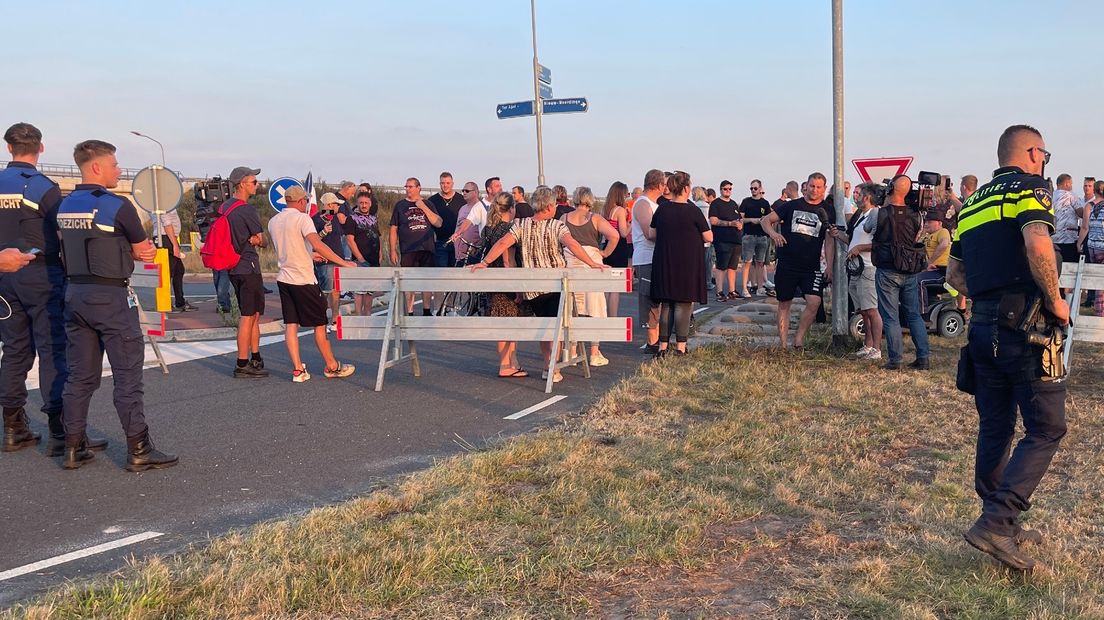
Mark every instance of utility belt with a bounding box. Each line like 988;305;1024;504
67;275;128;287
959;291;1065;393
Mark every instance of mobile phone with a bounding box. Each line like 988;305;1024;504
26;248;42;255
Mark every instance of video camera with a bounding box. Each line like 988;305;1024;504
193;176;232;204
882;171;951;211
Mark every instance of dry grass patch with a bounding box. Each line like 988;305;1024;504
7;331;1104;618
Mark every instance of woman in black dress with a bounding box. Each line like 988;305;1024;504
479;192;526;377
649;171;712;356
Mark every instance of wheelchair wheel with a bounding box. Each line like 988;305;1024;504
938;309;966;338
848;313;866;339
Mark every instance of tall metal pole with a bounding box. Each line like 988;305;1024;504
530;0;546;186
830;0;848;345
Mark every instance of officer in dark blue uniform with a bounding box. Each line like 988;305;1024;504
948;124;1068;572
56;139;177;471
1;123;107;457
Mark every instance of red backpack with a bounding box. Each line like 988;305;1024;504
200;199;245;271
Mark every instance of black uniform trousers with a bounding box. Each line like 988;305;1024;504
61;282;148;442
968;303;1066;537
0;263;68;415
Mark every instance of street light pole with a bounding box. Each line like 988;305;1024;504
830;0;849;347
530;0;546;187
130;130;166;167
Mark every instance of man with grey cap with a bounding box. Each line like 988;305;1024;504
223;166;269;378
314;191;347;326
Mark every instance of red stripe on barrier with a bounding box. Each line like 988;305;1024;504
336;314;343;340
333;267;341;293
625;317;632;342
143;262;163;288
147;329;165;337
625;267;633;292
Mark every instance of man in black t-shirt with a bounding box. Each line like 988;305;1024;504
708;180;743;301
739;179;772;296
761;173;834;349
225;166;270;378
313;193;348;325
512;185;534;219
389;177;442;315
428;171;465;268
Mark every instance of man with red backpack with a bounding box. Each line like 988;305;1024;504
221;166;269;378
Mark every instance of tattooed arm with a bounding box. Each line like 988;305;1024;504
946;257;968;297
1022;222;1069;325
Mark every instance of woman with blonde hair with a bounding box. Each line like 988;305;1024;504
602;181;632;316
561;186;619;366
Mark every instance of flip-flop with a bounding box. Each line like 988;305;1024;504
498;368;529;378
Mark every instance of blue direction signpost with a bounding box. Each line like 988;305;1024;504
495;98;589;119
538;63;551;85
496;100;535;120
539;83;553;100
543;97;588;114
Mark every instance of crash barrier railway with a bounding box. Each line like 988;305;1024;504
334;267;633;393
130;260;169;374
1061;257;1104;368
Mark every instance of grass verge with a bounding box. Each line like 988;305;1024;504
7;332;1104;618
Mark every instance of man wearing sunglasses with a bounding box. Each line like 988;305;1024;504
739;179;771;296
948;124;1067;573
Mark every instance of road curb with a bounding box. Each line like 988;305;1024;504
159;321;286;343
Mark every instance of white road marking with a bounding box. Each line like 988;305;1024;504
0;531;163;582
16;334;290;391
693;306;709;315
504;395;567;420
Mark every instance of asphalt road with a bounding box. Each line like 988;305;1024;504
0;292;659;606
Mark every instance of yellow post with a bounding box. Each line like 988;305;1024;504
153;248;171;312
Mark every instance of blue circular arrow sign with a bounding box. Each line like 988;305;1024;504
268;177;305;211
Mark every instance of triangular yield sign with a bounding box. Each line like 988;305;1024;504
852;157;914;184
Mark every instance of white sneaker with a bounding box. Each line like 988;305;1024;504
590;353;610;367
292;366;311;383
324;363;355;378
854;346;874;358
862;349;882;360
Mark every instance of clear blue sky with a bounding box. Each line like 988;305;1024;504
9;0;1099;196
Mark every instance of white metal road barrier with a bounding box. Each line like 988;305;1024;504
335;267;633;393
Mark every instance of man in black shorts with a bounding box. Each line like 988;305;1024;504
224;166;270;378
708;180;743;300
268;187;356;382
761;172;834;349
389;177;442;314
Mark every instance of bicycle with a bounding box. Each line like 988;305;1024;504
436;237;483;317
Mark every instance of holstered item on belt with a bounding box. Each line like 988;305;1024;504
1001;291;1066;381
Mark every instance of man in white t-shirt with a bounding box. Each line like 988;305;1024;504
632;169;665;353
448;181;487;261
267;186;357;383
832;182;882;359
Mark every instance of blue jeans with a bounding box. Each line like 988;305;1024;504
434;239;456;268
703;245;715;289
875;269;930;363
212;269;232;311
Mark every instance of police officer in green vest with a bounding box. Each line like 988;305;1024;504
948;124;1068;571
56;140;177;471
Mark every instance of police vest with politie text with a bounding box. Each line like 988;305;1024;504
56;188;136;283
950;167;1053;300
0;163;62;259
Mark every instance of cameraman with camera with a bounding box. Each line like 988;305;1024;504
948;124;1068;572
864;175;931;370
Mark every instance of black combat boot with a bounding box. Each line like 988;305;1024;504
125;433;178;472
63;436;95;469
45;411;108;457
3;407;41;452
